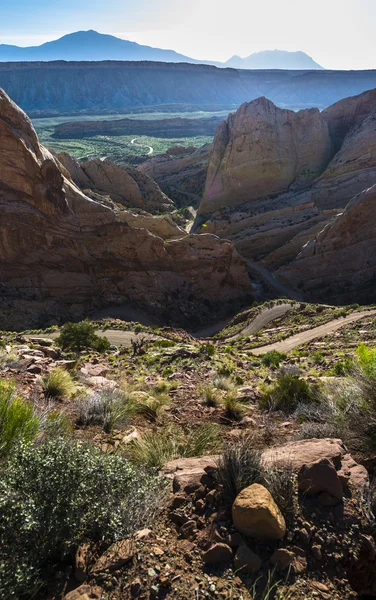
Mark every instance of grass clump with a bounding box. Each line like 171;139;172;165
216;437;261;506
262;466;297;525
261;350;286;368
56;321;110;353
76;389;129;433
201;385;220;407
0;380;39;459
260;374;314;414
42;367;76;400
0;438;165;598
128;423;220;469
223;390;245;421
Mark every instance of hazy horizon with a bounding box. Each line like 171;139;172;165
0;0;375;70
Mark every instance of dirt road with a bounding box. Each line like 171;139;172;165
250;310;376;355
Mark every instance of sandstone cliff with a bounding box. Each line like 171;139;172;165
276;185;376;304
57;153;172;213
199;98;332;214
195;90;376;296
0;90;252;330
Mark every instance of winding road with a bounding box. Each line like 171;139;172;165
131;137;154;156
27;307;376;354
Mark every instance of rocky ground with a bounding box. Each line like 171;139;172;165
1;300;376;600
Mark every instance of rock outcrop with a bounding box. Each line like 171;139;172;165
57;153;172;213
199;97;332;214
276;184;376;304
0;90;252;330
194;89;376;303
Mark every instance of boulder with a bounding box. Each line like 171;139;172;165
203;543;233;565
261;438;368;494
161;455;219;494
90;539;134;575
298;458;343;500
232;483;286;541
64;585;102;600
234;544;262;574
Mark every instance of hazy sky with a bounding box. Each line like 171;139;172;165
0;0;375;69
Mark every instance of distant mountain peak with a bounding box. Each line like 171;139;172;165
225;49;324;70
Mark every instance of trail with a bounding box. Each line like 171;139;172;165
131;137;154;156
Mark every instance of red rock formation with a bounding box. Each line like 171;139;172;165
0;90;252;330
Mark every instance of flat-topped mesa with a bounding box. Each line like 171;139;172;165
199;97;332;214
276;184;376;304
0;89;252;330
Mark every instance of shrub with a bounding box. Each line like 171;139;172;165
76;389;129;433
216;437;261;506
201;385;220;407
213;375;233;391
128;423;220;469
260;374;314;413
223;390;245;421
0;439;165;598
56;321;110;353
42;367;76;400
0;380;39;459
38;408;72;439
261;350;286;368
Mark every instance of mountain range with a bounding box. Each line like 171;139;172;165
0;30;323;70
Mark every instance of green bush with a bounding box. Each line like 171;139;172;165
261;350;286;368
0;439;165;598
0;380;39;459
260;374;314;413
56;321;110;353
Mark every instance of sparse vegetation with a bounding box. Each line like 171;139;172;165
261;350;286;368
76;389;130;433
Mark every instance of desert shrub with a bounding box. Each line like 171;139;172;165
0;380;39;459
128;390;170;423
331;357;353;376
76;389;129;433
213;375;233;391
128;423;220;469
261;350;286;368
201;343;216;357
262;466;297;525
39;409;72;439
56;321;110;353
42;367;76;400
260;374;314;413
216;437;261;506
0;439;165;598
294;421;342;440
201;385;220;407
223;390;245;421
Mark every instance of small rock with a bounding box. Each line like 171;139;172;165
63;585;102;600
90;539;134;574
179;520;197;539
234;545;262;574
130;577;142;597
203;543;233;565
312;544;323;561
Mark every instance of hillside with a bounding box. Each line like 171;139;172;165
225;50;324;70
1;62;376;115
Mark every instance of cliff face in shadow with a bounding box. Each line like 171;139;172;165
1;62;376;115
0;89;252;330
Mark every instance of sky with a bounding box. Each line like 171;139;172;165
0;0;375;69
